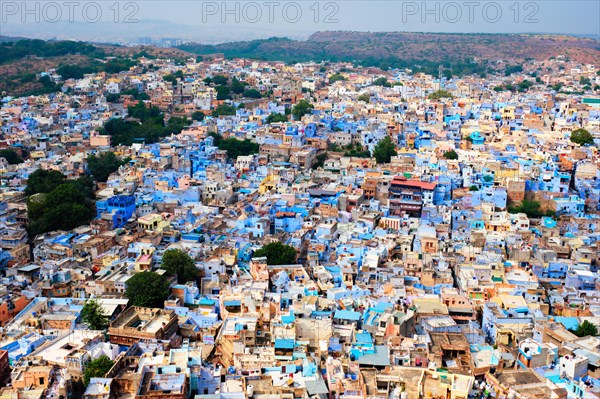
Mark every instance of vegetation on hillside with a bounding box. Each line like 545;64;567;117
0;39;103;64
0;149;24;164
373;136;397;164
570;128;594;146
81;299;109;331
98;101;188;146
209;133;259;159
508;199;555;218
87;152;130;182
83;356;114;386
125;272;170;308
25;170;95;236
253;241;297;265
160;249;198;284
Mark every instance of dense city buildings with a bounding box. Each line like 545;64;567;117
0;51;599;399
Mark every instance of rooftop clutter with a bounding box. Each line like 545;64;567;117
0;54;599;399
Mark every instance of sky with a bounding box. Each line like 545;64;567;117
1;0;599;43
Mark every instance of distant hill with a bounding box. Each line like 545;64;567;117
0;35;29;43
0;39;191;97
179;31;600;75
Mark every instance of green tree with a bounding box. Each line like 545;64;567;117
27;179;96;236
372;77;391;87
243;89;262;98
469;185;479;191
57;64;95;80
84;356;114;386
121;88;149;101
81;299;109;330
344;142;371;158
25;169;66;196
87;152;128;183
0;149;24;164
217;137;259;159
373;136;397;164
580;76;591;86
312;152;328;169
230;77;247;94
428;90;453;100
105;93;120;103
125;272;170;308
164;116;188;135
163;74;178;85
357;93;370;103
212;104;237;117
329;73;346;83
517;80;533;92
266;113;287;123
161;249;197;284
100;101;182;146
215;85;231;100
443;150;458;160
253;242;297;265
192;111;205;121
291;99;313;120
211;75;228;85
508;199;555;218
572;320;598;337
504;64;523;76
570;128;594;146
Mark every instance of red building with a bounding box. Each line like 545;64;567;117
388;177;437;217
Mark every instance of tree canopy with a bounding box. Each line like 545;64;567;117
84;356;114;386
329;73;346;83
230;77;248;94
125;272;170;308
253;241;297;265
27;176;96;236
0;39;101;65
373;136;397;164
572;320;598;337
508;199;555;218
25;169;66;196
81;299;109;330
428;90;453;100
243;89;262;98
26;171;95;236
105;93;120;103
215;85;231;100
210;75;228;85
87;152;129;182
443;150;458;160
343;142;371;158
209;133;259;159
372;77;391;87
212;103;237;117
0;149;24;164
192;111;205;121
570;128;594;146
291;100;313;120
266;113;287;123
99;101;187;146
357;93;370;103
160;249;197;284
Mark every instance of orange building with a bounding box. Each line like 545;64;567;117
0;295;30;325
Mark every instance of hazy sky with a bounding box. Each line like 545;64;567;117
2;0;599;42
